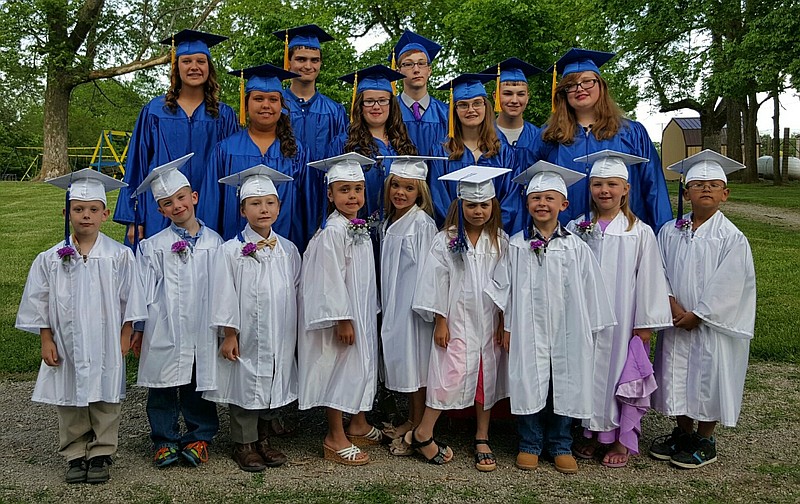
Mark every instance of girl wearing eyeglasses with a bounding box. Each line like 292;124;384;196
532;49;672;233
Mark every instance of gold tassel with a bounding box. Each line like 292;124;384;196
350;71;358;122
171;37;175;74
390;50;397;95
283;30;290;71
494;63;501;113
551;62;557;113
239;70;246;127
447;82;454;139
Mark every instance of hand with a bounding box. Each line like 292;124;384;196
131;331;143;358
41;338;59;367
669;296;686;319
220;333;240;361
494;313;505;346
633;328;653;345
433;316;450;349
673;311;701;331
120;322;133;357
335;320;355;345
126;224;144;244
502;331;510;353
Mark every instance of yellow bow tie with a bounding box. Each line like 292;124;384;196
256;237;278;250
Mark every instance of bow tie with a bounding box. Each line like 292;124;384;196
256;237;277;250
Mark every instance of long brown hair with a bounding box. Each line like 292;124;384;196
442;197;502;253
383;174;434;221
542;72;624;145
244;92;298;158
589;178;637;231
164;57;221;118
344;93;417;158
445;96;501;160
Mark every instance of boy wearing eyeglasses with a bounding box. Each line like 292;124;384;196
390;31;449;156
650;150;756;470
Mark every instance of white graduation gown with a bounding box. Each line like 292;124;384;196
653;211;756;427
16;233;147;407
136;225;223;390
203;225;300;410
380;206;437;393
567;214;672;432
413;229;509;410
297;211;379;414
486;231;616;417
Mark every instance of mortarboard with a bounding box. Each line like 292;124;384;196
272;24;334;70
378;155;448;181
132;153;193;200
160;30;227;74
546;48;615;112
573;149;648;181
388;31;442;94
512;160;585;197
229;64;299;126
480;58;544;113
339;65;405;119
219;164;293;202
308;153;376;228
436;73;495;139
667;149;744;220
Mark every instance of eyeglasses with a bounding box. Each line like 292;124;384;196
362;98;391;107
399;61;429;69
686;182;726;191
455;100;486;111
564;79;599;94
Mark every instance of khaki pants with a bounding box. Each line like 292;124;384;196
228;405;277;444
56;402;121;461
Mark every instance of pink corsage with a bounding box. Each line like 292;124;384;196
241;242;259;262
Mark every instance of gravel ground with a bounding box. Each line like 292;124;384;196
1;362;798;503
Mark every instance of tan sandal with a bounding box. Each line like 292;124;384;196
381;420;413;440
388;436;414;456
346;425;384;446
322;443;369;466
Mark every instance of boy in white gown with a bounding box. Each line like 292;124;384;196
204;165;300;472
130;154;223;468
486;161;615;474
650;150;756;469
16;170;146;484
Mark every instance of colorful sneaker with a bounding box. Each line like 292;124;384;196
670;434;717;469
65;457;87;483
154;445;180;467
182;441;209;467
649;427;691;461
86;455;112;484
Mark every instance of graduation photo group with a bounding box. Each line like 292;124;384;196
15;24;757;485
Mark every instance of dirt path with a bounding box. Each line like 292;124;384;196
1;362;798;503
669;196;800;231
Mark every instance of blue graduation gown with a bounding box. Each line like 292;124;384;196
529;120;672;232
196;129;310;248
428;144;520;233
400;97;449;156
113;96;239;240
497;121;540;168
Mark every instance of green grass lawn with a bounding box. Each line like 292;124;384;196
0;180;799;377
667;179;800;209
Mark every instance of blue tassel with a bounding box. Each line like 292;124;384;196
676;162;684;220
132;197;141;254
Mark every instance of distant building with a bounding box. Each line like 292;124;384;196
661;117;760;180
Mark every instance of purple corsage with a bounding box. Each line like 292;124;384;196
675;218;692;231
57;245;77;266
241;242;260;262
171;240;190;262
530;239;546;265
447;236;468;255
576;220;596;236
348;218;370;244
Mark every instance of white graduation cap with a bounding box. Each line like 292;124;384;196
132;153;193;200
378;155;448;181
46;168;126;205
573;149;648;181
308;152;375;184
219;164;293;202
512;160;585;198
667;149;744;184
438;166;511;203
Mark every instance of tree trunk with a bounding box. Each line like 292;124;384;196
783;127;791;184
40;74;74;180
726;98;743;163
742;90;759;183
772;91;782;185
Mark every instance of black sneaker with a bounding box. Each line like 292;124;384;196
86;455;112;484
65;458;87;484
670;434;717;469
649;427;691;460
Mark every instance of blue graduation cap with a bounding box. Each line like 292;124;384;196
480;58;544;112
160;30;227;59
436;73;495;138
547;48;615;77
339;65;405;119
389;30;442;65
272;24;335;70
229;64;299;126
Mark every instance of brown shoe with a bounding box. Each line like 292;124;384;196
554;454;578;474
256;437;288;467
515;452;539;471
232;443;267;472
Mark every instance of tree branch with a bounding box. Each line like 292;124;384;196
192;0;224;29
67;0;105;52
84;53;169;82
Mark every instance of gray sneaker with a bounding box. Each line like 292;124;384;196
670;434;718;469
65;458;87;483
649;427;691;460
86;455;112;484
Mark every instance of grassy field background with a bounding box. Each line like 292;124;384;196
1;180;799;377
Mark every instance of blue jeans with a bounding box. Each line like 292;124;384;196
517;384;573;457
147;372;219;449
